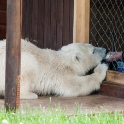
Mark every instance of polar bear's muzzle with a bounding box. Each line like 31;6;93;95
94;47;106;59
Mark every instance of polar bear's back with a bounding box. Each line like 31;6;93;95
0;40;6;95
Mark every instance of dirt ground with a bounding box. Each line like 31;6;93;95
0;95;124;115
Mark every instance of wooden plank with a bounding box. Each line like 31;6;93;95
5;0;21;110
99;81;124;98
105;70;124;85
75;0;90;43
51;0;57;50
44;0;51;48
0;25;6;39
73;0;76;42
0;0;7;10
56;0;63;49
25;0;33;39
22;0;27;38
63;0;70;46
69;0;74;44
37;0;44;48
31;0;38;42
0;11;6;25
22;0;74;49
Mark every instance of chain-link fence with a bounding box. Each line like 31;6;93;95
90;0;124;71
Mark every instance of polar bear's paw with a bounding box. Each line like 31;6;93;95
94;63;108;73
20;92;38;99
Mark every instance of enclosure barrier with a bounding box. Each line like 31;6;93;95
5;0;21;110
90;0;124;71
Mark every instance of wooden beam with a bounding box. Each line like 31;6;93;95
5;0;21;111
99;81;124;98
74;0;90;43
0;11;6;25
105;70;124;85
0;25;6;39
0;0;7;10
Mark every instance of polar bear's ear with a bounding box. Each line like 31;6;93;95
72;53;83;62
61;45;74;52
61;46;68;52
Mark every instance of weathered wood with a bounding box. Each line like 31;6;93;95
63;0;70;45
0;25;6;39
22;0;74;50
105;70;124;85
0;0;7;10
44;0;51;49
51;0;57;50
75;0;90;43
31;0;38;41
56;0;63;49
73;0;76;42
5;0;21;110
0;11;6;25
27;0;33;39
21;0;26;38
99;81;124;98
69;0;74;44
37;0;44;48
0;1;6;40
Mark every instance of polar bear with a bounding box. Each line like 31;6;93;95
0;39;108;99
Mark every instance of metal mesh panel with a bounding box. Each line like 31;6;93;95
90;0;124;71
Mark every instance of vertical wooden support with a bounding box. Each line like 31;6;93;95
5;0;21;110
74;0;90;43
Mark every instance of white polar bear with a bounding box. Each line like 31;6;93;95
0;39;108;99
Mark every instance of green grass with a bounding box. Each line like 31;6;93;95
0;105;124;124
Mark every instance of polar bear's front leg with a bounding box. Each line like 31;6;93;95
79;63;108;95
20;79;38;99
59;63;108;97
20;92;38;99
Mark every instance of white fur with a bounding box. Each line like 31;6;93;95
0;39;108;99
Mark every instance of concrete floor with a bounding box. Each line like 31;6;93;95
0;95;124;115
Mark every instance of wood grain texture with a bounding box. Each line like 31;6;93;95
56;0;63;49
0;25;6;39
22;0;74;50
0;0;7;10
0;11;6;25
0;0;7;40
105;70;124;85
63;0;70;46
69;0;74;44
5;0;21;110
51;0;57;50
31;0;38;40
44;0;51;49
99;81;124;98
37;0;45;48
75;0;90;43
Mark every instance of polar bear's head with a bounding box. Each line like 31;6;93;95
61;43;106;75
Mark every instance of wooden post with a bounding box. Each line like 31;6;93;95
73;0;90;43
5;0;21;110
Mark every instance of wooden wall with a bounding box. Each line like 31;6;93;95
0;0;6;39
22;0;74;50
0;0;74;50
74;0;90;43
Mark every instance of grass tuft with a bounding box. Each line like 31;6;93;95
0;105;124;124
